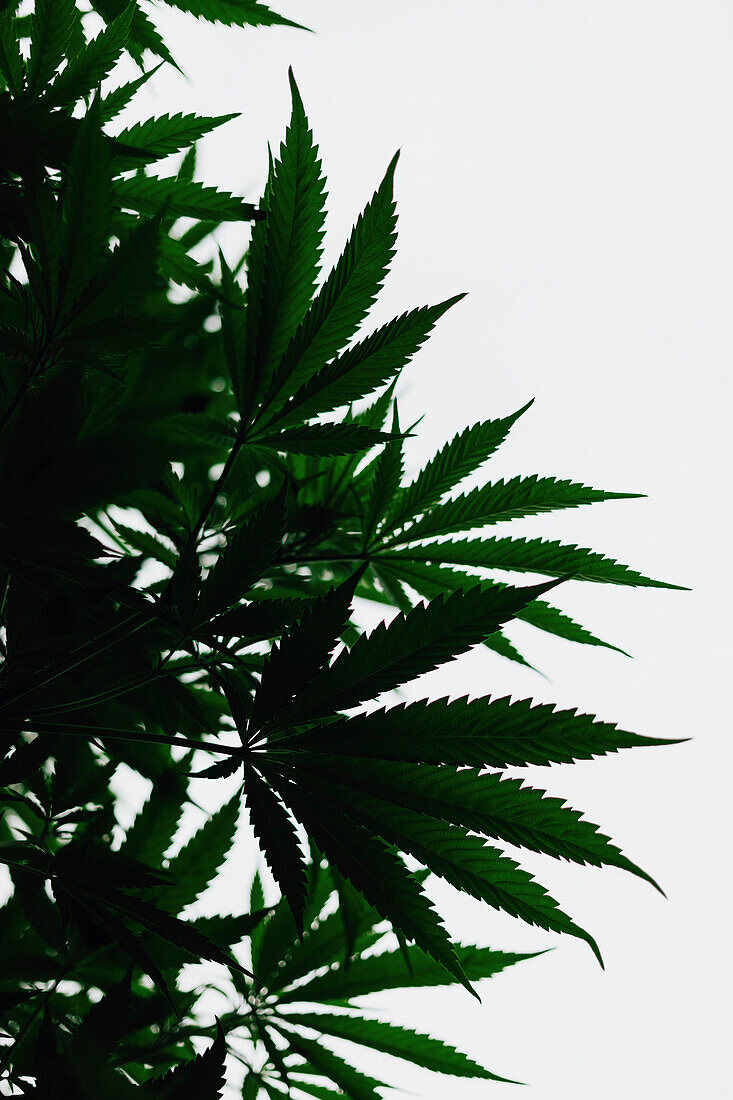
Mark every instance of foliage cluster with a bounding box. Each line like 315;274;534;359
0;1;679;1095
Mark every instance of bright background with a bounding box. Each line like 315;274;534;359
117;2;732;1096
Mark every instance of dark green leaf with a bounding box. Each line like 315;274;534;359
278;942;535;1003
267;579;558;732
244;764;307;935
389;400;532;528
160;792;241;913
280;1011;511;1081
264;153;399;415
385;535;683;588
254;423;394;456
114;175;260;221
198;485;287;618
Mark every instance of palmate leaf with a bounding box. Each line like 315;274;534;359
249;70;327;396
144;1024;226;1097
253;422;395;456
263;153;399;417
198;485;287;619
243;858;538;1092
384;534;683;588
118;768;187;869
44;1;134;108
385;557;628;655
161;0;306;31
265;903;381;995
113;111;238;162
0;9;677;1090
387;475;644;543
362;405;404;544
273;1025;388;1100
293;694;677;769
249;569;362;732
26;0;77;96
290;754;660;891
267;296;464;428
92;0;178;69
209;594;314;640
280;1011;513;1082
265;579;558;733
113;175;261;222
261;766;472;995
252;860;332;983
98;62;164;124
159;791;241;914
244;764;308;935
389;400;533;528
273;769;602;963
277;942;536;1004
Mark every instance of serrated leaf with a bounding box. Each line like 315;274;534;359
389;400;533;528
254;422;394;456
198;485;286;618
260;765;473;994
263;153;399;416
283;775;602;963
209;594;314;640
160;0;306;32
483;628;536;668
0;15;24;96
44;1;134;107
118;770;186;869
113;111;238;162
280;1011;510;1081
266;879;381;993
278;942;535;1003
27;0;77;96
160;792;240;914
98;62;163;124
114;175;260;222
244;764;307;936
253;859;334;985
108;518;178;569
219;251;248;410
388;475;643;543
268;297;463;429
248;69;327;400
386;535;683;588
144;1023;226;1097
266;579;558;733
58;101;113;316
249;569;362;734
291;695;676;768
383;557;627;654
64;214;160;325
362;404;404;543
272;1025;387;1100
295;755;660;889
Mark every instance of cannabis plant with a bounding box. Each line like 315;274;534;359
0;1;681;1095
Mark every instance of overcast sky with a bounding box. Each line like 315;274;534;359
120;2;732;1096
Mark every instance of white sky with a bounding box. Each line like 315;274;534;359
122;2;732;1096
